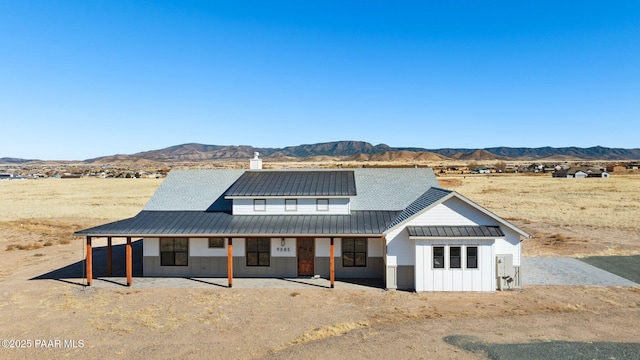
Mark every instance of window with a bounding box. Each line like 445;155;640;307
254;199;266;211
285;199;297;211
317;199;329;211
450;246;461;268
342;238;367;267
208;237;225;248
466;246;478;269
160;238;188;266
246;238;270;266
433;246;445;268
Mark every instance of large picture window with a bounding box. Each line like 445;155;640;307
433;246;445;268
466;246;478;269
342;238;367;267
246;238;270;266
160;238;188;266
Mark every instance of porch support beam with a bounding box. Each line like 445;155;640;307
126;237;132;286
228;238;233;288
330;237;335;289
86;236;93;286
107;237;112;276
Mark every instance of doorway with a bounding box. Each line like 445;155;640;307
297;238;314;276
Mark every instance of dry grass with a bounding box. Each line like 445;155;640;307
0;178;162;222
440;174;640;233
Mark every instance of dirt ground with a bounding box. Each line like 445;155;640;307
0;177;639;359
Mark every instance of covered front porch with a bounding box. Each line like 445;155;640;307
82;236;384;289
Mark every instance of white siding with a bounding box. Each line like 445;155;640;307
190;238;227;257
272;238;296;257
385;226;412;266
232;198;350;215
368;237;383;257
415;240;495;292
231;238;245;257
143;238;159;256
386;195;523;291
495;228;522;266
315;238;342;257
410;198;501;227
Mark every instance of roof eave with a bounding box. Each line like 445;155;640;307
73;232;383;238
408;236;505;241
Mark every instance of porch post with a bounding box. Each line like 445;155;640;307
227;238;233;288
126;237;132;286
86;236;93;286
107;237;112;276
330;237;335;289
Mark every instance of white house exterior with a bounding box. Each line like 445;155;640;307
75;164;530;292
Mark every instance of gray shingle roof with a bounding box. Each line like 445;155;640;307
143;168;440;212
407;225;505;237
224;171;356;197
385;187;452;230
350;168;439;211
73;210;400;237
144;169;245;211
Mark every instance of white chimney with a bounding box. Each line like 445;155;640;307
250;152;262;170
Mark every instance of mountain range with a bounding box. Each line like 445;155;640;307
3;141;640;164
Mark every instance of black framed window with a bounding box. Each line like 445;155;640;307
160;238;188;266
466;246;478;269
342;238;367;267
285;199;297;211
208;237;225;248
254;199;266;211
317;199;329;211
450;246;461;268
433;246;445;268
246;238;270;266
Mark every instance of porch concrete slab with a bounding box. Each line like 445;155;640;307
73;277;385;290
523;257;639;286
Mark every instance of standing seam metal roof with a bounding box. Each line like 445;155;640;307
73;210;401;236
224;171;356;197
407;226;505;237
385;187;452;230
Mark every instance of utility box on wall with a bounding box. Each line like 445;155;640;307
496;254;514;290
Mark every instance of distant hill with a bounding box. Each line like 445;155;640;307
351;150;448;162
449;150;506;161
0;157;39;164
9;141;639;163
82;141;640;163
425;146;640;160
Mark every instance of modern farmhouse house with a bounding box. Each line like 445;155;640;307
75;156;530;292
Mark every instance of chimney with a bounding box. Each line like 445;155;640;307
250;152;262;170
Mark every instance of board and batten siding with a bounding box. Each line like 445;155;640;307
384;196;523;291
232;198;350;215
415;240;495;292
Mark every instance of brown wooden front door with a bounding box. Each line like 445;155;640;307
297;238;314;276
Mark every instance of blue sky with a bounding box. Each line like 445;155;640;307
1;1;639;160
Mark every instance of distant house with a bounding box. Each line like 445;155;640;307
553;167;609;178
75;156;531;292
472;167;491;174
627;162;640;170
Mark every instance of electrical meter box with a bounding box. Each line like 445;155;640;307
496;254;514;290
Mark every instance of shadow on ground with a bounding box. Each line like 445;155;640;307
577;255;640;284
444;335;640;360
30;241;143;286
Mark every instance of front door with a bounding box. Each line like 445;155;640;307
297;238;314;276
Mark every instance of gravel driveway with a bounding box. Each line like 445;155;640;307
523;257;638;286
